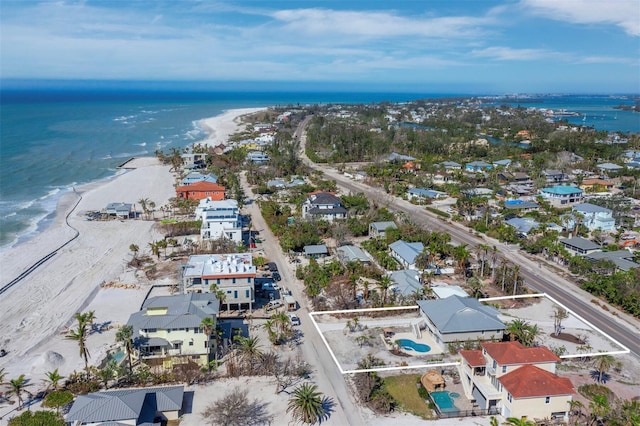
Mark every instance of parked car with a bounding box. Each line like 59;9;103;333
272;271;281;281
266;262;279;272
267;300;282;310
288;313;301;326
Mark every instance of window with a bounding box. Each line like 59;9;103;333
194;327;201;334
502;366;507;373
234;290;238;299
232;278;236;284
189;341;194;346
246;290;250;298
545;396;551;404
507;393;512;403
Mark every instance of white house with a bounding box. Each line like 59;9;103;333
181;253;256;311
389;240;424;269
539;186;584;208
197;199;242;242
570;203;616;231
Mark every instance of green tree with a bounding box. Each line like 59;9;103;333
592;354;617;384
377;275;393;306
8;410;65;426
234;336;263;374
42;390;74;414
66;311;95;380
467;276;484;298
43;368;65;392
552;306;569;336
503;418;535;426
7;374;30;410
129;243;139;259
115;325;134;375
201;317;216;367
286;382;329;425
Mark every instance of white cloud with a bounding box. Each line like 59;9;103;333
271;8;494;39
521;0;640;36
470;46;551;61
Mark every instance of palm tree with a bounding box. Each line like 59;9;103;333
592;354;616;384
504;418;535;426
115;325;134;375
66;311;94;379
505;319;528;342
7;374;30;410
286;382;327;425
476;244;490;277
129;243;139;259
378;275;393;306
552;306;568;336
512;264;520;296
148;241;160;260
209;283;227;310
271;311;292;342
234;336;263;374
137;197;150;219
43;369;64;392
201;317;216;366
452;244;471;275
467;276;484;298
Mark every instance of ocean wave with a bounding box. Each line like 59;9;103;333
113;114;137;122
136;142;147;147
39;188;61;200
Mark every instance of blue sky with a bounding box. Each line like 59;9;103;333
1;0;639;93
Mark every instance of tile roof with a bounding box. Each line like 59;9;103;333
481;341;560;365
499;365;574;398
176;181;225;192
460;349;485;367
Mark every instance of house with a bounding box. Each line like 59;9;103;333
465;161;492;172
505;217;540;236
105;202;134;219
180;171;218;186
197;199;242;242
572;203;616;231
369;221;397;238
181;253;256;311
389;269;422;296
559;237;601;256
498;172;531;185
429;171;455;185
542;170;569;184
492;159;512;168
127;293;219;367
417;296;505;349
440;161;462;170
579;178;615;192
459;341;574;420
246;151;270;164
462;188;494;198
302;192;347;222
503;199;539;212
539;186;583;208
303;244;329;259
407;188;447;202
176;181;225;201
65;386;185;425
336;245;370;264
386;152;416;162
389;240;424;269
585;250;640;271
431;285;468;299
596;162;624;173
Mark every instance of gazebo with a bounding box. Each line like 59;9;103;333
421;370;445;392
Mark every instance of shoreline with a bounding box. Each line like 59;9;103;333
0;107;268;404
196;107;267;147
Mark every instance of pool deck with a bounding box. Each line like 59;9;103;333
430;378;475;413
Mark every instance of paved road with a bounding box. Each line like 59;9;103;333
295;116;640;358
239;171;365;426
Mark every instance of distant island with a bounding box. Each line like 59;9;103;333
614;102;640;113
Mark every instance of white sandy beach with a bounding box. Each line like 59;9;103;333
0;109;264;406
198;107;267;147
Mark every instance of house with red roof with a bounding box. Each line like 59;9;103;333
176;181;225;201
459;341;574;421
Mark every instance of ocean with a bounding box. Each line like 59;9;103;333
1;88;638;250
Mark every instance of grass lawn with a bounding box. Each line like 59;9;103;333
384;374;436;420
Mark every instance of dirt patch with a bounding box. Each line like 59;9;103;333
551;332;585;345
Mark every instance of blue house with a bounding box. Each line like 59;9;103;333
181;171;218;186
569;203;616;231
465;161;492;172
407;188;446;202
389;240;424;269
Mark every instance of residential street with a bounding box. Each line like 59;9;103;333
239;171;365;425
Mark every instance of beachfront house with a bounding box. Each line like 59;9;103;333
197;199;242;243
105;202;134;219
389;240;424;270
180;171;218;186
417;296;505;349
181;253;256;311
65;386;185;425
539;185;583;208
176;181;225;201
126;293;219;368
458;341;574;421
559;237;601;256
301;192;347;222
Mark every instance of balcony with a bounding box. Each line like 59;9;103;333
487;364;496;376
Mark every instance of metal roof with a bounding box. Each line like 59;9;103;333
303;244;328;255
417;295;505;334
336;245;369;263
573;203;612;214
389;240;424;265
559;237;600;251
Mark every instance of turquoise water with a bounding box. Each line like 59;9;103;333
431;391;459;412
108;350;126;364
397;338;431;353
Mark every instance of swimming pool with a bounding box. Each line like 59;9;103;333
396;338;431;353
108;350;126;364
430;391;460;413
